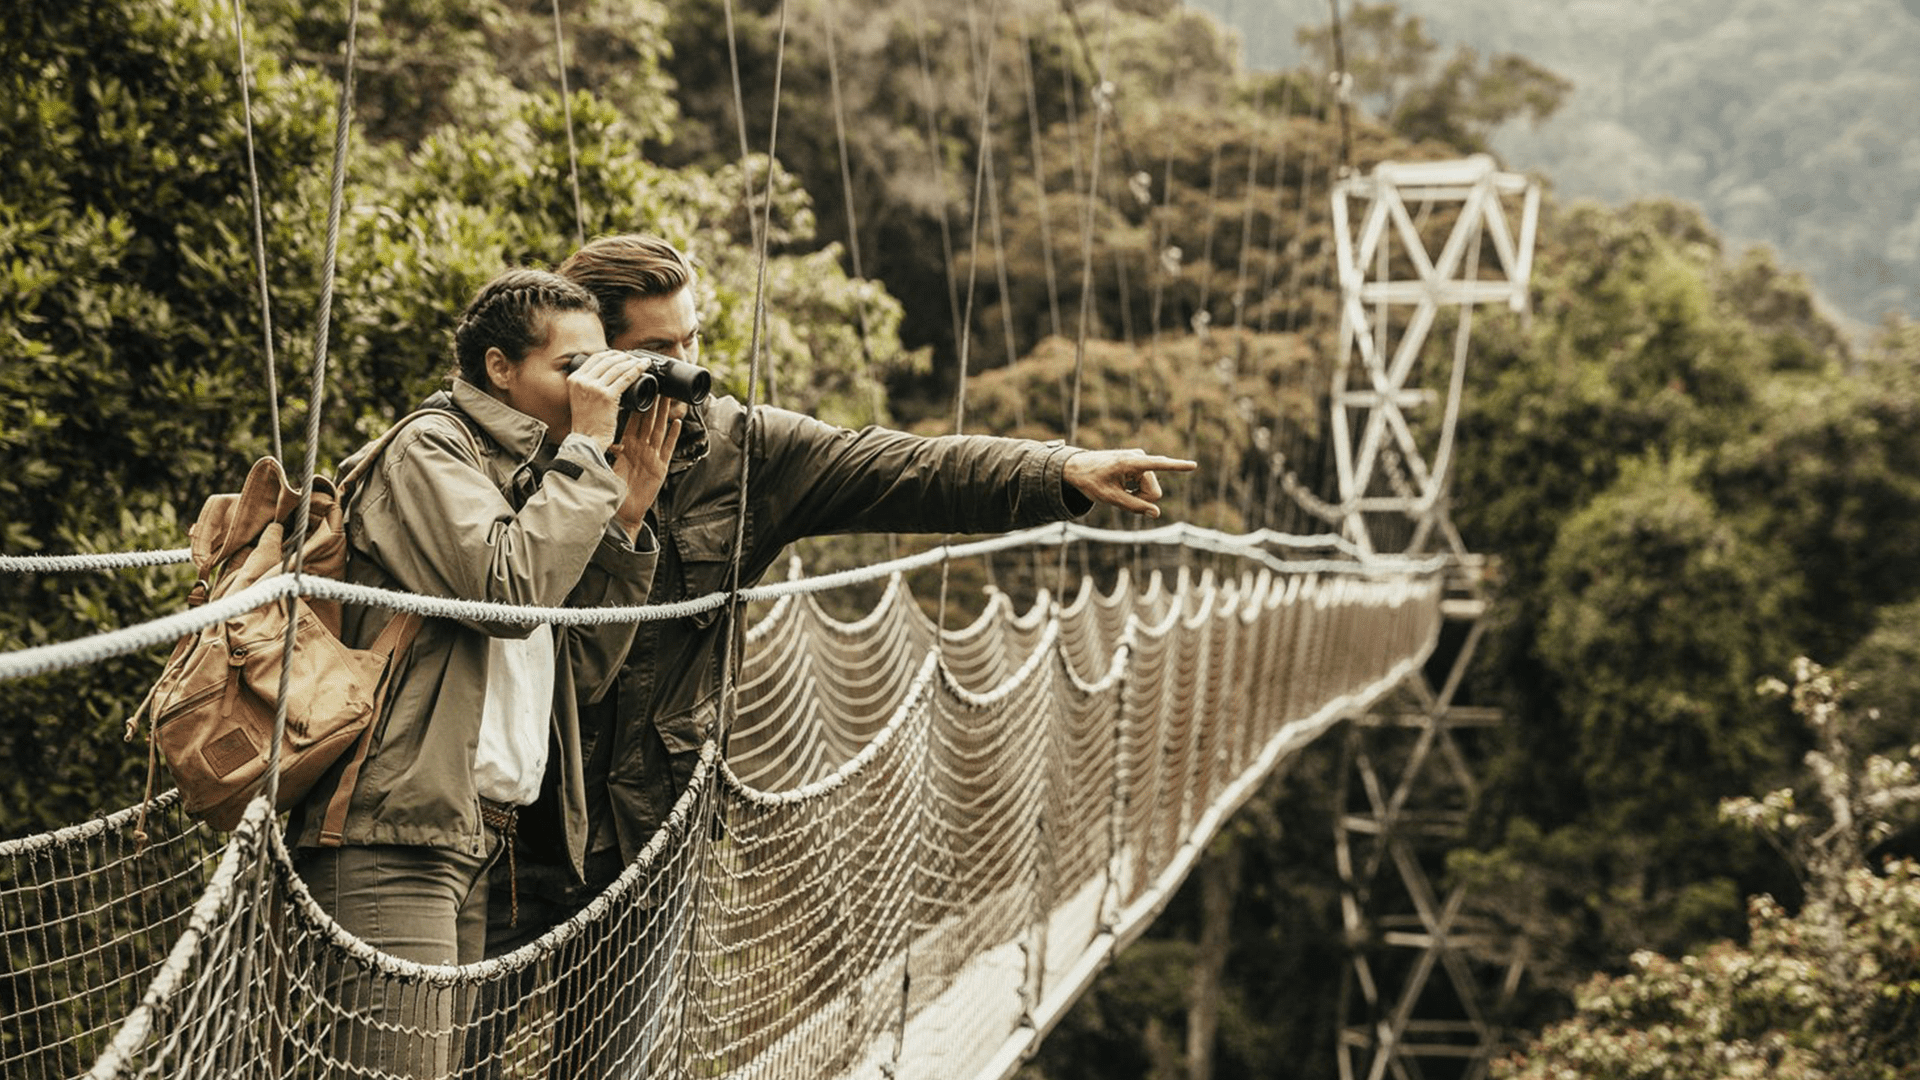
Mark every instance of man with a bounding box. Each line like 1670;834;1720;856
482;234;1193;1073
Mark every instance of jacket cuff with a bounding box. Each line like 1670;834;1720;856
590;524;658;587
1042;445;1094;519
556;433;618;479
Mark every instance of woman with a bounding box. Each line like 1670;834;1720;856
289;268;678;1073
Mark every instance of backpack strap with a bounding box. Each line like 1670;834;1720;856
317;609;424;846
334;407;471;501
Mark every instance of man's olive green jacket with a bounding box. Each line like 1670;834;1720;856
580;395;1090;869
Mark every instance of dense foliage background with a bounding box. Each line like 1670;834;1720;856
4;1;1919;1077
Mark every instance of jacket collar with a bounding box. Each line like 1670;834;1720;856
447;378;548;468
668;400;713;474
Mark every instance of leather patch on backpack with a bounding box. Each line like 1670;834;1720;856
202;727;257;780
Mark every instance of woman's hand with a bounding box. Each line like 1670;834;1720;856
1062;449;1198;519
607;400;686;543
566;349;650;453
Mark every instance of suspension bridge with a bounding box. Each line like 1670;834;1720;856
1;1;1543;1077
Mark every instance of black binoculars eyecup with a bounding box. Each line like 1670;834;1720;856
641;352;712;407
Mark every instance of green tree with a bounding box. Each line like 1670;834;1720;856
0;0;924;837
1445;194;1920;1029
1498;660;1920;1080
246;0;680;151
1;0;339;834
1295;1;1569;153
654;0;1313;418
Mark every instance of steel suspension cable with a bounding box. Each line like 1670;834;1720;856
228;0;283;465
819;0;876;375
1016;15;1064;341
933;0;1006;637
264;0;361;817
550;0;588;248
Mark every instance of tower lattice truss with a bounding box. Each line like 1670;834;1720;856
1329;156;1538;1080
1329;154;1539;558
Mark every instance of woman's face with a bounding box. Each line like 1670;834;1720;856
488;309;607;443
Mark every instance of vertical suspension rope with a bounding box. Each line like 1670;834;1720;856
1227;85;1276;531
934;0;1004;637
896;1;966;1066
1255;77;1296;338
1230;82;1266;341
970;5;1028;385
551;0;588;248
820;0;879;390
908;2;966;361
1016;16;1063;342
1194;122;1226;332
719;0;762;252
265;0;361;815
1051;0;1112;603
986;141;1024;379
228;0;282;466
1327;0;1355;178
696;1;787;1072
951;0;1001;442
1062;7;1110;451
1144;140;1177;358
221;1;330;1064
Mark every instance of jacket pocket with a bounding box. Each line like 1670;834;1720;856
607;694;716;858
672;509;738;628
655;694;717;757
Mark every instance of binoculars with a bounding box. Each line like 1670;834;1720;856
569;350;712;413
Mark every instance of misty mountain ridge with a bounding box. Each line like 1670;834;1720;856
1192;0;1920;337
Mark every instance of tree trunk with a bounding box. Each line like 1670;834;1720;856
1187;839;1243;1080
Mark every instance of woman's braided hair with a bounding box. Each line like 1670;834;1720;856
453;268;600;388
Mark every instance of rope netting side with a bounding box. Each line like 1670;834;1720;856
694;560;1441;1080
0;794;225;1080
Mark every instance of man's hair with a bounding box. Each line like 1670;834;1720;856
557;235;695;345
452;267;599;387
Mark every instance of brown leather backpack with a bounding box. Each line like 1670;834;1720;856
127;410;459;837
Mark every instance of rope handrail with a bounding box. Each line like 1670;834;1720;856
0;550;195;573
0;522;1383;576
0;522;1445;684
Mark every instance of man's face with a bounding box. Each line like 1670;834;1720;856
613;286;700;423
